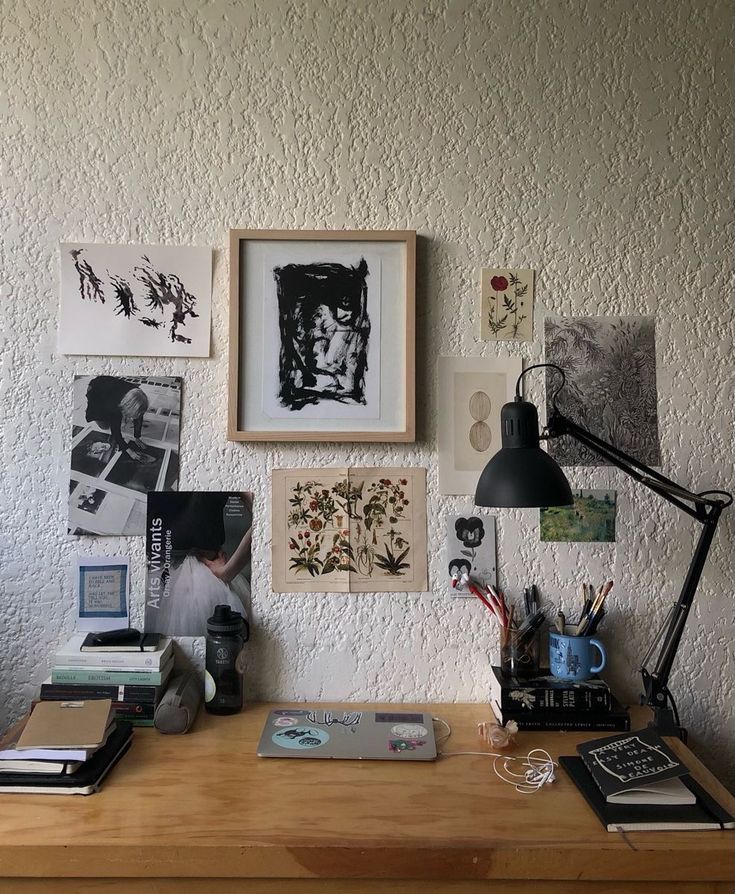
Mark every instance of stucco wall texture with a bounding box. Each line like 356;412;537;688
2;0;733;787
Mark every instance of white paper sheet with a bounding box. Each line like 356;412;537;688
59;243;211;357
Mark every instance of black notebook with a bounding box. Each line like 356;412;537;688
0;722;133;795
561;756;734;832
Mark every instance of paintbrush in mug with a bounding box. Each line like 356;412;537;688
577;581;613;635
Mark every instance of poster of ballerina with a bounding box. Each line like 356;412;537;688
58;243;212;356
145;492;252;636
272;468;428;592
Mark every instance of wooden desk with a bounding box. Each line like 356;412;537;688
1;703;733;893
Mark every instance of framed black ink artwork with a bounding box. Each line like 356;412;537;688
228;230;416;442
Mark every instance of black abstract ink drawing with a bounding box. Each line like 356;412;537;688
67;249;200;344
71;249;105;303
274;259;370;411
109;274;138;319
134;256;199;344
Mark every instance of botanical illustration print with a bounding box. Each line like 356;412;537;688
272;468;428;593
59;243;212;357
69;376;181;536
274;259;370;411
437;356;521;495
480;269;534;341
446;514;497;596
545;316;660;466
540;490;617;543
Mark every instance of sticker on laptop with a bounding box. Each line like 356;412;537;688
272;727;330;750
273;716;299;727
389;739;426;752
391;723;428;739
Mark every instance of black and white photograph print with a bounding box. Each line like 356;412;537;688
446;513;497;596
145;492;252;637
274;258;371;412
545;316;661;467
68;375;181;536
59;243;212;357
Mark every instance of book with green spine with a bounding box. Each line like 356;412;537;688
51;657;173;687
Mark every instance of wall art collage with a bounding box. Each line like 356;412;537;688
59;231;661;637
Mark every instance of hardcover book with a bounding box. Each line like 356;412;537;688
41;680;162;705
54;634;172;670
491;665;612;713
492;698;630;732
51;657;174;687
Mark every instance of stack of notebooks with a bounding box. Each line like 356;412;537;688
491;665;630;731
0;699;133;795
40;633;173;726
561;727;735;831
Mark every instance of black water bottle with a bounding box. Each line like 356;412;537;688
204;604;248;715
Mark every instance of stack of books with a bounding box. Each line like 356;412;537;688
561;728;735;831
40;633;174;726
490;665;630;731
0;699;133;795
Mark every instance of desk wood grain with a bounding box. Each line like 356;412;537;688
0;703;733;893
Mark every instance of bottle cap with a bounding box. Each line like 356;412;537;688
207;604;246;636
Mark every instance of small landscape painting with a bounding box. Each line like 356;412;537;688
540;489;617;543
480;268;534;341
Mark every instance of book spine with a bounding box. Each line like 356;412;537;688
53;647;169;670
51;668;169;685
500;688;612;712
112;702;156;721
40;684;160;704
507;713;630;732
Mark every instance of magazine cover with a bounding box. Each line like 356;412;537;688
69;375;181;536
145;492;253;636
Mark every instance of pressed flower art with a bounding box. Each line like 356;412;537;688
480;268;534;341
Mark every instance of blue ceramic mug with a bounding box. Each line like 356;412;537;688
549;627;606;681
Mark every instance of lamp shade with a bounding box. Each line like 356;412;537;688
474;397;573;508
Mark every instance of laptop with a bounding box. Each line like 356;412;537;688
257;708;437;761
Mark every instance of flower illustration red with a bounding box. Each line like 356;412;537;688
490;275;508;291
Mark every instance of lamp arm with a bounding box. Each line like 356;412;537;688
546;408;730;739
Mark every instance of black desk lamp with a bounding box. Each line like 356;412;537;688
475;363;732;741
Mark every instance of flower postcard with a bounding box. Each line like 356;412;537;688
272;468;428;592
446;513;497;596
480;268;534;341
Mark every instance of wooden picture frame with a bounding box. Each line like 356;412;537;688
228;229;415;442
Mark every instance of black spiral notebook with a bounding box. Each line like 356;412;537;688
561;756;735;832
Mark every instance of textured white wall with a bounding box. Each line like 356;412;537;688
2;0;733;787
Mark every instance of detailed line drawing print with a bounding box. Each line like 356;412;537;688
446;513;497;596
59;243;212;357
274;259;371;411
438;356;521;495
272;467;428;593
540;489;617;542
480;269;534;341
71;249;105;303
545;316;660;466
